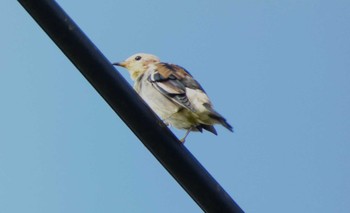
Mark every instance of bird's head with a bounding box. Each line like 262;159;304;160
113;53;160;80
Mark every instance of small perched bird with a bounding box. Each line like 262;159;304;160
113;53;233;142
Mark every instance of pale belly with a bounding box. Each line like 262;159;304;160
144;95;216;130
136;78;216;130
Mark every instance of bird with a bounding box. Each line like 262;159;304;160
113;53;233;143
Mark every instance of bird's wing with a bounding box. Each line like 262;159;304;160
148;63;204;112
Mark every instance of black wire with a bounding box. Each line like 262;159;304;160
18;0;244;212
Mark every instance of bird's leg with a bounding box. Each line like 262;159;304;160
179;127;193;143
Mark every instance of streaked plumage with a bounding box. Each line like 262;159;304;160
113;53;233;142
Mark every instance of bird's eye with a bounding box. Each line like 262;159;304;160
135;56;142;61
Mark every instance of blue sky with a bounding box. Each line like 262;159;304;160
1;0;349;212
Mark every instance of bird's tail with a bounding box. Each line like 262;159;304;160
213;114;233;132
204;104;234;132
219;118;234;132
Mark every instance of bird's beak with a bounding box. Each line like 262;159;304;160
112;61;127;68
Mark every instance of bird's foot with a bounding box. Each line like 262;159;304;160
179;127;193;144
179;137;186;143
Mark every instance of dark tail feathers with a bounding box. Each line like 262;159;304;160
195;124;218;135
203;104;234;132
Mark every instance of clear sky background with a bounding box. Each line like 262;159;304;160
1;0;349;212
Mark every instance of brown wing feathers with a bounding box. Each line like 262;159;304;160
156;63;190;79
